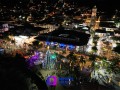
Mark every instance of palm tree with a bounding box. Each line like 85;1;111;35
79;56;86;70
89;54;97;75
89;54;96;62
67;52;77;71
109;57;120;74
67;51;77;63
92;46;98;54
57;54;65;61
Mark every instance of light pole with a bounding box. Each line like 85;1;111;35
60;64;61;70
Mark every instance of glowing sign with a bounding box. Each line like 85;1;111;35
59;77;74;86
46;76;57;86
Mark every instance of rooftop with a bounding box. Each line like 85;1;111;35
99;22;116;28
35;27;90;46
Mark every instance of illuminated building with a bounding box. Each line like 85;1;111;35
35;28;90;52
85;6;100;30
90;6;97;30
26;13;33;22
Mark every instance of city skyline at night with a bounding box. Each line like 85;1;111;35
0;0;120;90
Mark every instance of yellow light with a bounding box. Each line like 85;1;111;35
60;64;61;69
108;77;112;83
119;82;120;86
91;73;92;78
70;62;71;66
47;46;50;50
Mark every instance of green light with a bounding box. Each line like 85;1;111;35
51;54;56;59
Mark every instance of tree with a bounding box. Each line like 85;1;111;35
89;54;96;62
112;36;120;41
89;54;97;74
32;40;39;46
92;46;98;53
113;44;120;54
0;54;48;90
0;55;29;90
109;57;120;74
4;35;11;41
90;57;120;87
67;51;77;63
67;52;77;71
11;39;16;44
79;56;86;70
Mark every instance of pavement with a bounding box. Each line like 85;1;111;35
40;69;74;90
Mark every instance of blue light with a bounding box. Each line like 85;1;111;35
54;42;58;45
58;77;74;86
59;43;66;48
59;43;65;46
68;45;75;50
51;42;58;46
46;41;50;45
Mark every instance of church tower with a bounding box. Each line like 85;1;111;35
95;16;101;29
91;6;97;17
113;9;118;20
90;6;97;30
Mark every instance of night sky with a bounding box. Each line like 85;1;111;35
0;0;119;11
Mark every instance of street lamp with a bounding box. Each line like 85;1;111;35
70;62;71;67
60;64;61;70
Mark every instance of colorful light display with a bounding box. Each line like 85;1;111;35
27;51;40;67
50;53;56;60
46;76;57;86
